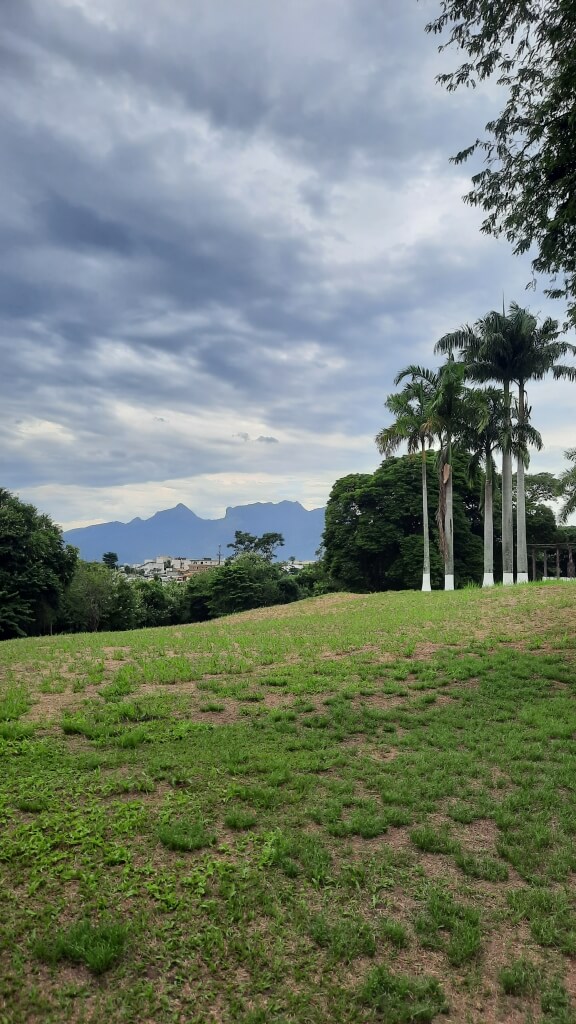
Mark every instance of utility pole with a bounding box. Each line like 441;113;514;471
217;544;221;565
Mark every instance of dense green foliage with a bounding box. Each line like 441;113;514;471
322;454;483;591
207;554;300;616
0;489;77;640
427;1;576;322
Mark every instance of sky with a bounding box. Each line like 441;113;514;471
2;0;575;531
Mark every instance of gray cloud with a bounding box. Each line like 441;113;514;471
0;0;573;528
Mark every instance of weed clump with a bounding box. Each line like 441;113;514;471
34;919;127;975
410;826;458;855
498;957;540;996
308;912;377;960
455;851;508;881
415;884;482;966
224;807;258;830
158;820;215;852
508;888;576;955
358;965;448;1022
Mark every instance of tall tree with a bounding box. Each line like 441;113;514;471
436;311;515;584
461;388;505;587
431;358;471;591
375;376;435;590
464;388;543;586
502;303;574;580
426;2;576;323
395;360;468;591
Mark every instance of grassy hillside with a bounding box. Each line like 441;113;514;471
1;584;575;1023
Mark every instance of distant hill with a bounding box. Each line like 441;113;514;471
63;501;325;563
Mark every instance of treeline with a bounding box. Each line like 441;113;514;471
0;493;329;639
54;553;327;635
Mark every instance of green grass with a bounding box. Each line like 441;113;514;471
224;807;258;830
357;965;448;1022
157;820;216;852
307;912;377;960
0;584;575;1021
34;919;128;975
498;957;541;996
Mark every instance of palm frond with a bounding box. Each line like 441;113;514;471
394;364;439;387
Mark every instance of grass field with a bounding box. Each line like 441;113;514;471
1;583;576;1023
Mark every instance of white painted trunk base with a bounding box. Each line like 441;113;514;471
444;575;454;591
482;573;494;588
516;572;528;584
421;573;431;592
503;572;515;586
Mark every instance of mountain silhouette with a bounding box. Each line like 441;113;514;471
63;501;325;563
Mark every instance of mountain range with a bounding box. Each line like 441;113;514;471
63;501;325;564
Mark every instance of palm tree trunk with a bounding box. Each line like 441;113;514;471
516;382;528;584
502;381;514;585
421;443;431;591
483;450;494;587
444;438;454;590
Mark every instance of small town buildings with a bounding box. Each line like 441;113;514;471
128;556;219;581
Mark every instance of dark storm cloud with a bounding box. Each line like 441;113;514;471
39;195;136;255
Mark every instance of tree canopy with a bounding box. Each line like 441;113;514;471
227;530;285;561
427;1;576;321
322;454;483;592
0;489;77;639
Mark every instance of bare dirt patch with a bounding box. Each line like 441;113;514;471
138;680;200;698
194;701;242;725
457;817;500;851
352;692;409;710
321;645;397;662
411;642;452;660
25;688;102;722
370;746;400;763
261;692;293;710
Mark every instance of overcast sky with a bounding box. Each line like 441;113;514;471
2;0;575;530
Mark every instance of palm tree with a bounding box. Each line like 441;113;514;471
435;303;574;585
464;388;543;586
393;360;467;591
501;304;574;582
558;449;576;524
375;376;435;590
462;388;505;587
435;311;515;584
